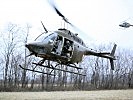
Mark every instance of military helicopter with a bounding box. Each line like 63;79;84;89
119;22;133;28
20;1;117;76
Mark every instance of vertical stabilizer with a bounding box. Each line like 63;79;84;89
110;59;114;70
109;44;117;70
110;44;117;56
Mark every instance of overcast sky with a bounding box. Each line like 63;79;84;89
0;0;133;49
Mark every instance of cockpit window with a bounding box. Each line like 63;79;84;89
35;33;57;42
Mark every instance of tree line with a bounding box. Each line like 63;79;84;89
0;23;133;91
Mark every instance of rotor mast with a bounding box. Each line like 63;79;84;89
61;18;68;29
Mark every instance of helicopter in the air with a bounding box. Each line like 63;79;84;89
119;22;133;28
20;1;117;76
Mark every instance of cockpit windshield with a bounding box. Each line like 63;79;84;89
35;32;57;42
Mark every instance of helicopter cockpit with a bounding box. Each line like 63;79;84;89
35;32;57;43
34;32;73;59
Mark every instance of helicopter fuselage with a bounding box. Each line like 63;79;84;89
26;28;87;64
26;28;116;70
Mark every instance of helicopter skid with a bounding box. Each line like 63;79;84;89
19;53;85;76
19;65;55;76
32;62;86;76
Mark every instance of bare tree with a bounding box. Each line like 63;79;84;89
1;23;21;90
21;24;32;88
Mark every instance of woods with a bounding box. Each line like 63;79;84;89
0;23;133;91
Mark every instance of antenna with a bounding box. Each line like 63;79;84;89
41;21;48;33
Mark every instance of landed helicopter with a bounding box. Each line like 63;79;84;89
20;1;117;76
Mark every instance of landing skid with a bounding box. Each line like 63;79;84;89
19;65;54;76
19;59;86;76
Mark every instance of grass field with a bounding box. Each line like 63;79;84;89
0;89;133;100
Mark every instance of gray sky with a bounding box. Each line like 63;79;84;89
1;0;133;49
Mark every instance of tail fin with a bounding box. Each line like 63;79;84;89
110;44;117;56
109;44;117;70
110;59;114;70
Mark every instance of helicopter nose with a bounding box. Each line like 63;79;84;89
25;42;47;55
25;43;37;52
119;24;122;27
119;24;123;27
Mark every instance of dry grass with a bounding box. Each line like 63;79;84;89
0;89;133;100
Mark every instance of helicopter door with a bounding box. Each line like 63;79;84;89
61;38;73;58
51;35;63;55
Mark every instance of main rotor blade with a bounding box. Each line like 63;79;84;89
49;0;64;18
48;0;92;40
41;21;48;33
48;0;73;26
53;4;65;18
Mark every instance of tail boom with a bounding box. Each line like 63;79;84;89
85;44;117;70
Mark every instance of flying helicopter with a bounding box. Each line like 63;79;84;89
119;22;133;28
20;0;117;76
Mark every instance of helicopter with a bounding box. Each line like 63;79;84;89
20;1;117;76
119;22;133;28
